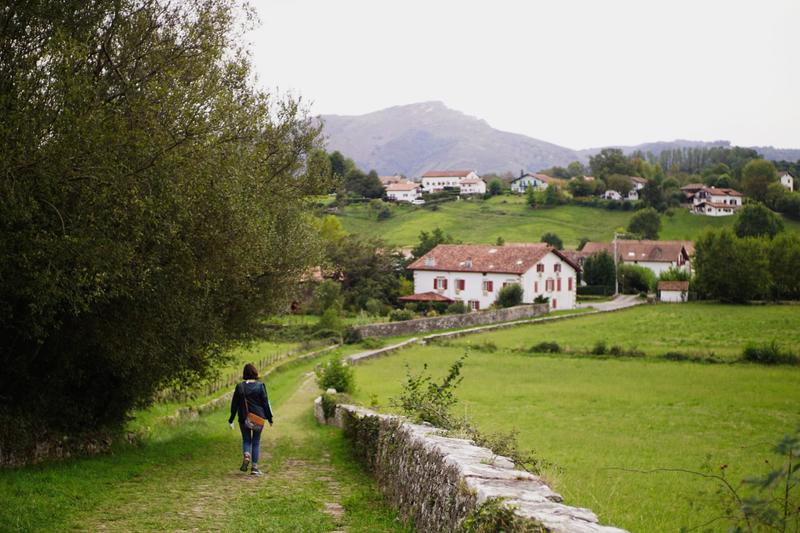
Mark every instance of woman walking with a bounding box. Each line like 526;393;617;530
229;363;273;476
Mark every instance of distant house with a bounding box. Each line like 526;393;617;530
385;182;421;203
580;240;693;276
603;190;622;201
626;189;639;201
658;280;689;303
379;175;405;187
420;170;486;195
407;243;580;311
680;183;706;203
630;176;648;191
779;171;794;191
510;172;564;193
691;186;743;216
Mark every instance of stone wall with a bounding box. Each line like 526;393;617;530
315;399;627;533
353;304;549;339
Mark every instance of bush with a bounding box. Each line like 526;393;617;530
496;283;523;308
316;307;343;333
343;326;362;344
529;341;562;353
742;341;798;365
359;337;385;349
316;357;355;393
540;232;563;250
446;301;467;314
320;392;338;419
617;264;656;294
591;340;608;355
388;309;415;322
533;295;550;304
364;298;384;316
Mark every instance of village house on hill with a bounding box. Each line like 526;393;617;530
580;240;693;275
404;244;580;311
420;170;486;195
510;172;565;194
779;171;794;191
690;186;743;216
385;181;421;203
379;175;405;187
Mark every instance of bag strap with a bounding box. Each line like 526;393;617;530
240;382;250;414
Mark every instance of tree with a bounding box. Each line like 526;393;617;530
540;232;564;250
496;284;523;308
583;251;616;287
733;203;784;239
768;233;800;299
741;159;778;202
567;161;588;178
0;0;333;440
412;228;457;258
311;280;344;315
326;236;403;310
526;186;538;208
567;177;596;197
544;184;563;205
617;265;656;294
640;180;666;211
627;208;661;239
487;179;503;197
345;168;384;198
605;174;633;196
693;229;769;303
589;148;635;180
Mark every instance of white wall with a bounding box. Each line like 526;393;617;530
511;176;545;193
421;176;460;192
460;180;486;194
387;189;419;202
413;251;577;310
781;175;794;191
660;289;687;303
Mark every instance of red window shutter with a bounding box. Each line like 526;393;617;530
568;277;573;290
557;278;562;291
534;281;538;292
443;279;448;290
487;281;493;292
552;299;557;309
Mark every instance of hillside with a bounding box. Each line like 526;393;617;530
334;196;800;248
320;102;800;176
320;101;580;177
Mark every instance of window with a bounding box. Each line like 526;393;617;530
557;278;562;291
469;300;480;311
434;277;447;290
568;277;573;291
482;280;494;292
554;263;561;273
546;279;554;292
536;263;544;273
456;279;465;292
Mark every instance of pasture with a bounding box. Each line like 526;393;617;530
349;304;800;531
335;195;800;248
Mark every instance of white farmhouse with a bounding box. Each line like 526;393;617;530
779;171;794;191
630;176;647;191
406;244;580;311
658;280;689;303
420;170;485;195
603;190;622;201
510;172;563;193
581;240;693;276
626;189;639;201
691;186;743;216
385;182;421;203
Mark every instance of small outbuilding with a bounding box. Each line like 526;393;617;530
658;280;689;303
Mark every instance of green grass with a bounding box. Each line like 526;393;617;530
0;355;408;533
349;325;800;531
445;303;800;361
336;195;800;248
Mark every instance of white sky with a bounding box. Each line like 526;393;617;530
247;0;799;150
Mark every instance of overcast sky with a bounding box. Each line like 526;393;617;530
247;0;799;150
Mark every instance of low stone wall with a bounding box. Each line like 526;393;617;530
315;399;627;533
353;304;549;339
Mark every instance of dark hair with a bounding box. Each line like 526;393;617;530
243;363;258;380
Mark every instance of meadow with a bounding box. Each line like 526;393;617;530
335;195;800;248
349;304;800;531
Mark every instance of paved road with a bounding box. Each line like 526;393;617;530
577;294;645;312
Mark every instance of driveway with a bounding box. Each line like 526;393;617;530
577;294;645;312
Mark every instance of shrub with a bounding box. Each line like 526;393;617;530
342;326;362;344
320;392;338;419
316;307;343;333
618;264;656;294
315;357;354;393
533;295;549;304
391;354;466;428
311;280;343;315
359;337;385;349
742;341;798;365
529;341;561;353
540;232;563;250
446;301;468;314
496;283;523;308
472;341;497;353
591;340;608;355
364;298;383;316
388;309;415;322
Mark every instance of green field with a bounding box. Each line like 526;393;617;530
335;195;800;248
349;304;800;531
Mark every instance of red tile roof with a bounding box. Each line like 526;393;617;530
658;281;689;291
408;244;580;274
699;186;742;197
630;176;648;184
379;175;404;186
581;240;691;263
398;291;454;303
386;182;419;191
422;170;474;178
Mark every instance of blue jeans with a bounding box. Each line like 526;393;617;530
239;423;263;464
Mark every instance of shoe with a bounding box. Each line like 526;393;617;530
240;453;251;472
250;467;262;476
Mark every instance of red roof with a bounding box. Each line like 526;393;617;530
422;170;474;178
408;244;580;274
658;281;689;291
699;186;742;197
398;292;454;303
581;240;691;263
386;182;419;191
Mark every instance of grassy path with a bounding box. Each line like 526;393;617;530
0;359;409;532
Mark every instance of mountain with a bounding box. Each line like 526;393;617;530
319;101;580;177
320;102;800;176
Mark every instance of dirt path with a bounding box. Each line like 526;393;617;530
71;369;404;532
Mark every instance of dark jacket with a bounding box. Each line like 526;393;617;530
229;380;273;425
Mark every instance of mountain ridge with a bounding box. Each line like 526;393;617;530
320;102;800;176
